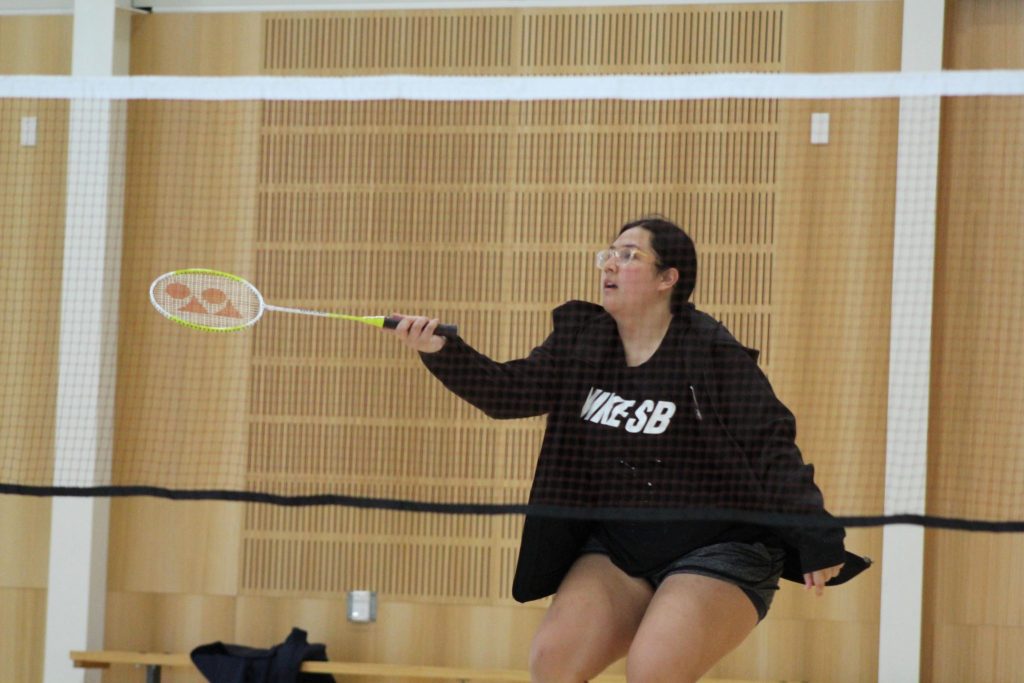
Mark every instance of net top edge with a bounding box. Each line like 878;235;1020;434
1;71;1023;100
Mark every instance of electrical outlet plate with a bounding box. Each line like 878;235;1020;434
811;112;830;145
347;590;377;623
20;117;37;147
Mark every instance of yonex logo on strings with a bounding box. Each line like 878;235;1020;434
580;387;676;435
164;282;242;318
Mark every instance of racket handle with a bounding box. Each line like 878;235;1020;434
383;315;460;340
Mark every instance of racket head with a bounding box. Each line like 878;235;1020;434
149;268;264;332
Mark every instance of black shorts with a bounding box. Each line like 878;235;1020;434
580;536;786;621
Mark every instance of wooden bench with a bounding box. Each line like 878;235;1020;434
71;651;607;683
71;650;798;683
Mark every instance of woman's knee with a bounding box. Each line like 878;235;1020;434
528;629;588;683
624;653;701;683
531;615;632;683
529;559;651;683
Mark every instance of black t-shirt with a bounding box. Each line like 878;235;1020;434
575;339;780;574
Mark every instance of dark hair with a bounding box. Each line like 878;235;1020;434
618;215;697;315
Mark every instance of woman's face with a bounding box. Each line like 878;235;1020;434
599;226;672;316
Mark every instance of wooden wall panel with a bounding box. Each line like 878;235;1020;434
264;13;515;74
0;588;47;683
773;98;897;520
262;8;782;76
0;94;68;682
257;188;508;244
107;499;243;595
518;9;783;72
0;16;71;75
0;497;50;588
944;0;1024;69
925;2;1024;680
782;1;902;71
0;100;68;487
129;12;262;76
114;100;260;491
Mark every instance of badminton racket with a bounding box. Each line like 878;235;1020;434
149;268;459;338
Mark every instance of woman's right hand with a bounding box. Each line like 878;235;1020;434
388;314;448;354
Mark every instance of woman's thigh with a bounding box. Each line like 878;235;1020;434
529;554;653;683
626;573;760;683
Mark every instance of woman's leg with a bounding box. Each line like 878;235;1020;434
529;554;653;683
625;573;760;683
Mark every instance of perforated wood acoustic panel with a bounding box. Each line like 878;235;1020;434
242;6;782;603
263;8;782;74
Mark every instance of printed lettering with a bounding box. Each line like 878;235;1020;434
589;395;621;425
602;399;635;428
580;389;676;435
625;400;654;433
580;387;609;419
643;401;677;435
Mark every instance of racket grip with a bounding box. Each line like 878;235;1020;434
383;316;460;340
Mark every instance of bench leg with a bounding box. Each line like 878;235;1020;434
145;664;161;683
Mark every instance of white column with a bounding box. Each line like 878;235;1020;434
43;2;129;682
877;2;945;682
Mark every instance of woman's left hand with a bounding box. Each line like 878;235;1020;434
803;563;844;596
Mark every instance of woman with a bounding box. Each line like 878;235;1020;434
390;217;861;683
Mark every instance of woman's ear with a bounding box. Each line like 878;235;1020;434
659;267;680;292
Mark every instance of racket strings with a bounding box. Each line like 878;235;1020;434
152;271;263;330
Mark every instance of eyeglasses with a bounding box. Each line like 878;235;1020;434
595;246;659;269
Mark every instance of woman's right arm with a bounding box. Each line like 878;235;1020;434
390;314;559;419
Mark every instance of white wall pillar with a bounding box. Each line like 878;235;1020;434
43;1;129;682
878;1;945;682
